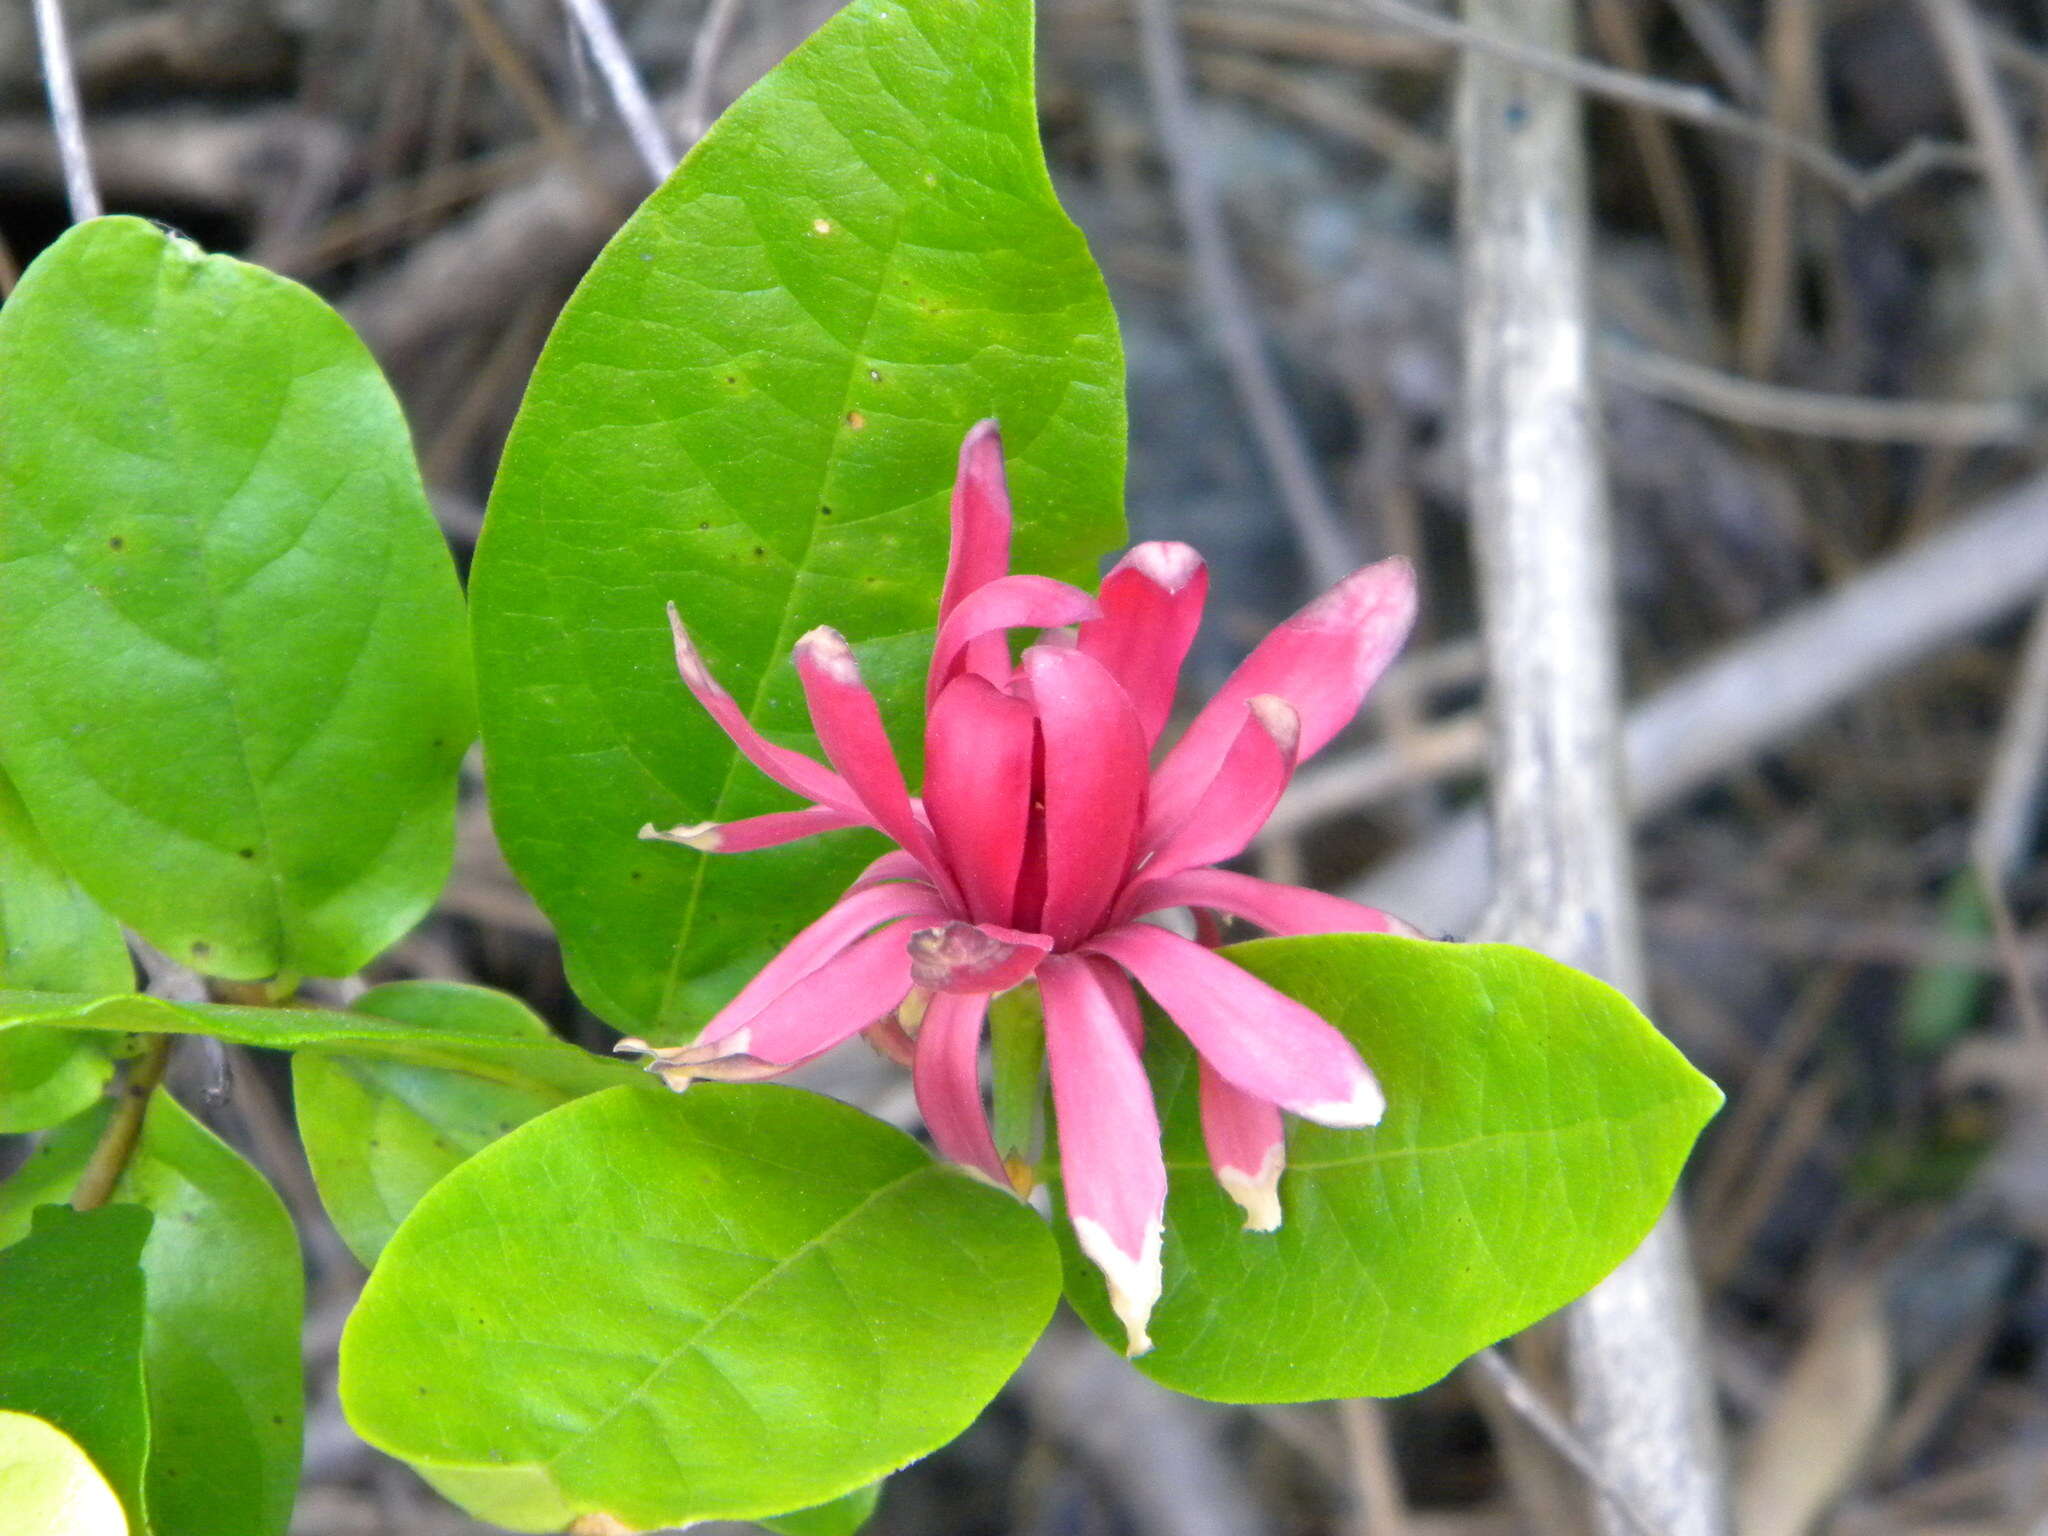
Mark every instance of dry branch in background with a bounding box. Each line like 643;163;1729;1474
1454;3;1727;1533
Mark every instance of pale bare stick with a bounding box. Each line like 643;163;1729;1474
678;0;747;144
1599;343;2036;446
1132;0;1360;589
1456;5;1728;1534
560;0;677;182
1354;464;2048;938
1358;0;1971;207
1469;1349;1675;1536
1919;0;2048;1044
32;0;99;222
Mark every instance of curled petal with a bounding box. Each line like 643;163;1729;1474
1149;559;1415;832
865;1012;918;1069
925;675;1035;925
649;917;927;1082
796;627;958;900
913;991;1006;1182
1140;695;1298;874
933;420;1015;697
847;849;932;893
667;604;856;815
1199;1062;1287;1232
697;881;948;1048
930;575;1099;698
1077;541;1208;745
1024;645;1149;948
1039;955;1166;1357
1086;924;1384;1128
639;804;861;853
908;921;1052;994
1117;867;1416;938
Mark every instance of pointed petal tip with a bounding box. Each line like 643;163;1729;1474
963;417;1004;450
1246;694;1301;758
795;625;860;682
1120;540;1207;594
1073;1212;1163;1359
665;605;718;693
1301;556;1419;631
1217;1142;1286;1233
639;820;724;850
1299;1073;1386;1129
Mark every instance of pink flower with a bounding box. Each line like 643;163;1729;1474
624;421;1417;1354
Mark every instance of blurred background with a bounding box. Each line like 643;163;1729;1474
6;0;2048;1531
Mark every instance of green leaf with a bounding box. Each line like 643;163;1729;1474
0;769;131;1132
471;0;1126;1037
295;980;645;1264
760;1480;882;1536
0;989;617;1093
1055;935;1723;1401
0;1096;303;1536
340;1084;1060;1531
0;1205;152;1532
0;214;475;981
0;1410;131;1536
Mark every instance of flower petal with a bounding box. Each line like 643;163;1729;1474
1117;867;1416;937
796;627;957;897
1040;954;1166;1357
1085;924;1383;1127
924;674;1036;924
913;990;1006;1183
934;420;1015;697
697;880;948;1047
1199;1061;1287;1232
1140;695;1298;874
667;604;856;814
1148;558;1415;832
930;575;1100;699
1024;645;1149;948
847;849;934;892
638;804;861;853
908;921;1052;994
1087;955;1147;1053
1077;541;1208;745
659;916;926;1080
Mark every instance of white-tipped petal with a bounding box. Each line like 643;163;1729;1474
639;820;724;850
1073;1212;1164;1357
1217;1142;1286;1233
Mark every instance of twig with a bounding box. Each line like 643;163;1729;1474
1598;342;2037;446
32;0;99;222
1454;5;1727;1534
1468;1350;1674;1536
70;1036;175;1212
560;0;677;182
1335;1398;1411;1536
1918;0;2048;327
1663;0;1764;104
677;0;747;144
1355;463;2048;936
1921;0;2048;1045
1735;0;1817;377
1971;605;2048;1040
1133;0;1360;589
1356;0;1972;207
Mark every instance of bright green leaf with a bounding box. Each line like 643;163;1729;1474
1056;935;1723;1401
0;1096;303;1536
0;1410;130;1536
0;768;131;1132
760;1479;882;1536
0;214;475;981
0;989;616;1094
0;1205;152;1532
340;1084;1060;1531
471;0;1126;1037
295;980;646;1264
